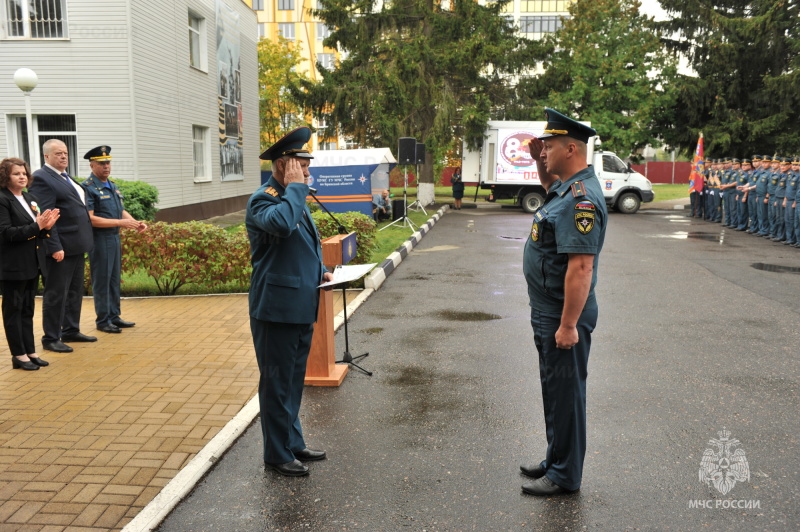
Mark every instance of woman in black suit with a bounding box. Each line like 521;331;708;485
0;158;60;370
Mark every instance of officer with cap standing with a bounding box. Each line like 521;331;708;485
792;156;800;248
520;108;607;496
784;157;798;246
721;158;736;227
755;156;771;236
246;127;334;477
773;157;788;242
766;156;779;238
82;146;147;333
744;156;761;233
733;158;748;230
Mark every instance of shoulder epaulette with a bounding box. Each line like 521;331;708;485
571;181;586;198
264;187;279;197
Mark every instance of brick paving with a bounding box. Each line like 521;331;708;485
0;292;355;531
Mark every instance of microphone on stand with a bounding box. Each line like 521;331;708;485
308;187;348;234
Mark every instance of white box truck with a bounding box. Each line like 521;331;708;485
462;121;655;213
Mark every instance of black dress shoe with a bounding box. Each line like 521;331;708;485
521;476;576;496
98;324;122;334
112;319;135;328
43;341;73;353
12;358;39;371
28;356;49;367
295;448;326;461
61;332;97;342
520;463;546;479
264;459;309;477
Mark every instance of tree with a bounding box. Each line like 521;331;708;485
258;37;309;150
655;0;799;156
504;0;678;160
294;0;533;205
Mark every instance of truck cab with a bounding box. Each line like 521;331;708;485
594;150;655;214
462;121;654;214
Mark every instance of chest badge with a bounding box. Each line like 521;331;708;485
531;221;540;242
575;212;595;234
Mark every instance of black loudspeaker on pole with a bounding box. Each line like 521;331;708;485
398;137;417;165
415;143;425;165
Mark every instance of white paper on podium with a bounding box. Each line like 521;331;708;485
318;263;377;288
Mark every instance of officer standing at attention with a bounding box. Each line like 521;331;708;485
520;108;607;496
744;156;761;233
772;157;788;242
784;156;798;246
82;146;147;333
736;158;751;231
756;156;771;236
246;127;334;477
792;156;800;248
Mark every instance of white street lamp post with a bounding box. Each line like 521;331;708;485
13;68;38;169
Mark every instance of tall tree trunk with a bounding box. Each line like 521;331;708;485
417;150;435;206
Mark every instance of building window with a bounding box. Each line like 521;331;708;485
192;126;210;182
278;23;295;40
188;12;207;70
316;23;331;41
519;15;565;35
252;0;264;10
318;141;337;151
3;0;68;39
317;53;335;70
520;0;573;12
278;0;294;10
12;114;77;174
258;23;266;39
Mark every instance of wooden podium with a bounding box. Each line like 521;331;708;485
304;233;356;386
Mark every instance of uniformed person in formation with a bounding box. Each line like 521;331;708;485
82;146;147;334
521;108;607;496
246;127;333;477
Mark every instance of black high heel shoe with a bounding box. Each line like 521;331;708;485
28;357;49;367
12;358;39;371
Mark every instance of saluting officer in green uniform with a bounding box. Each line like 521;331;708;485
520;108;607;496
246;127;334;477
82;146;147;334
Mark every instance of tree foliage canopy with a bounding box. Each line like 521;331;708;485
258;37;309;150
504;0;678;159
293;0;534;176
655;0;799;156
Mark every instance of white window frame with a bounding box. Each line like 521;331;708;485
316;23;331;41
7;113;78;174
192;125;211;183
188;11;207;71
317;53;335;70
278;22;295;40
258;23;266;39
2;0;69;39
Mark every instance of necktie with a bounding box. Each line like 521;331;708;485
61;172;69;180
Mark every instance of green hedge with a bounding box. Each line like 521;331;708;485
109;207;376;296
74;177;159;221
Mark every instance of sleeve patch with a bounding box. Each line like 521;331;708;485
575;212;595;234
575;200;595;211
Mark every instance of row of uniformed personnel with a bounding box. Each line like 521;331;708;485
690;155;800;248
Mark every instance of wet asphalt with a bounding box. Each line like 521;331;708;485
158;205;799;532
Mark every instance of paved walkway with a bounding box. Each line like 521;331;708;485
0;291;356;531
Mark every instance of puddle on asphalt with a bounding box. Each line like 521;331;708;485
652;231;728;244
751;263;800;274
498;235;525;241
435;310;502;321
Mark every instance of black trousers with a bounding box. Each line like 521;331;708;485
41;254;85;343
1;277;38;356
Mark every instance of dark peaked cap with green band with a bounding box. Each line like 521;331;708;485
259;126;315;161
538;108;597;144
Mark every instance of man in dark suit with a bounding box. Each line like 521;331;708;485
28;139;96;353
246;127;333;477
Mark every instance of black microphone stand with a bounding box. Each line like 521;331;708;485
308;188;372;376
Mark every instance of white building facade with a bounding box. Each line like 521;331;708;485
0;0;259;221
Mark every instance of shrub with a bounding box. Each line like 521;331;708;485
312;210;377;265
121;221;251;295
115;180;159;221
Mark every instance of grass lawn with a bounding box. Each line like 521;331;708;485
652;183;691;202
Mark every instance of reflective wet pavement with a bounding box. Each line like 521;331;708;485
159;206;799;532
